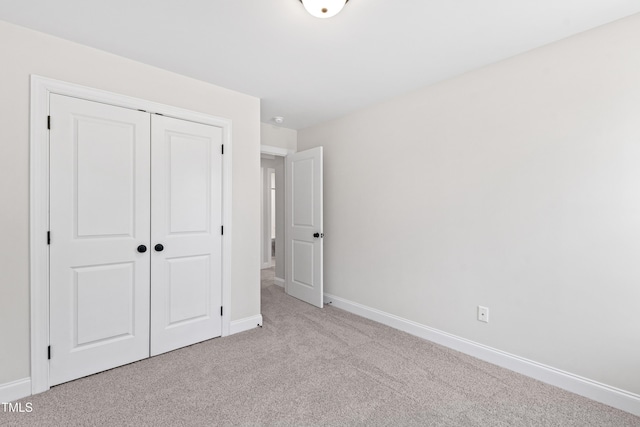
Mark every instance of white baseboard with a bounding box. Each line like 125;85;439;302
0;378;31;403
229;314;263;335
323;293;640;417
274;277;285;288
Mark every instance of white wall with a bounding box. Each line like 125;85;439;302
0;21;261;385
261;123;297;151
298;14;640;395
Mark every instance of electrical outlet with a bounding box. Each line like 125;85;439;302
478;306;489;323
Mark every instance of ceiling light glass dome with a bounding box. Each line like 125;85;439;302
300;0;348;19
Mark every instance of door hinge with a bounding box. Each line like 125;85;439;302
47;346;51;360
221;144;224;155
221;225;224;235
220;306;223;316
47;231;50;245
47;116;50;130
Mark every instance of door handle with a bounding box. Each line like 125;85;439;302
313;233;324;239
154;244;164;252
137;245;147;253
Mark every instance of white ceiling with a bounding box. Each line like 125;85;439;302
1;0;639;129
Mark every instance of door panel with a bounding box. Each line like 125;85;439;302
76;118;136;237
292;158;315;226
49;94;151;386
167;255;210;326
74;262;135;346
292;241;314;287
150;115;223;356
168;136;211;233
286;147;324;308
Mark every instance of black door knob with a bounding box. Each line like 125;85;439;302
137;245;147;253
154;244;164;252
313;232;320;238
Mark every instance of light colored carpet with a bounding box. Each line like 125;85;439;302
261;265;276;289
3;278;639;426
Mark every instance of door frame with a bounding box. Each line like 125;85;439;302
29;75;233;395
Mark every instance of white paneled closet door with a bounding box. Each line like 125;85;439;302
49;94;151;386
49;96;223;385
150;115;223;356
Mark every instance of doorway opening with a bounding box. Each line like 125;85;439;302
260;145;324;308
261;150;286;289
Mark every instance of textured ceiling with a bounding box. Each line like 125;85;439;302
1;0;639;129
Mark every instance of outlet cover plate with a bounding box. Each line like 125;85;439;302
478;306;489;323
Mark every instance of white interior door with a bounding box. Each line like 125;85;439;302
285;147;324;308
49;95;151;386
150;115;223;356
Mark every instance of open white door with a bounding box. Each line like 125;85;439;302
285;147;323;308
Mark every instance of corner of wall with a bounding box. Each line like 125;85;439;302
260;123;297;152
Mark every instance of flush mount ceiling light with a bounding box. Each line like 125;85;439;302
299;0;349;19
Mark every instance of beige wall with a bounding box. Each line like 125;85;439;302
0;21;261;385
260;123;297;151
298;14;640;395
